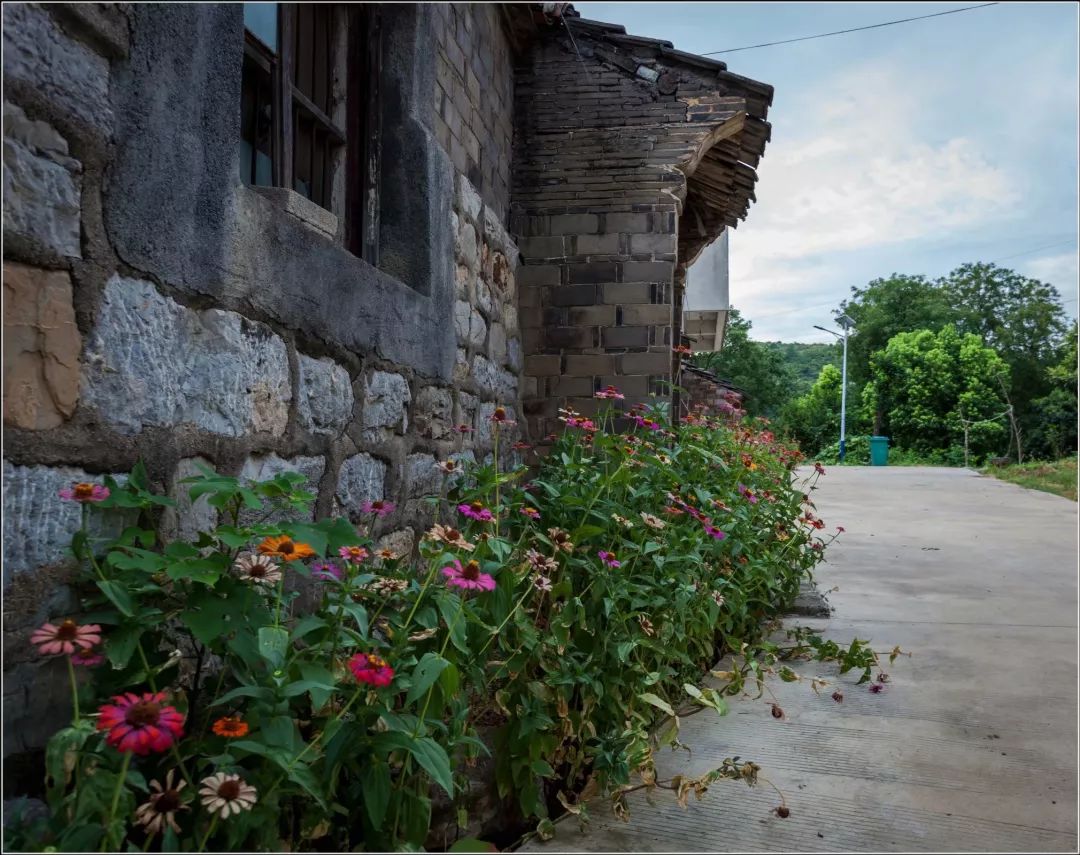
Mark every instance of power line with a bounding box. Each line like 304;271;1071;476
702;3;1000;56
989;238;1077;264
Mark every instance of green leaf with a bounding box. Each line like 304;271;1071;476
377;733;454;796
182;594;236;647
361;760;392;829
105;624;143;669
338;601;368;639
683;683;704;701
436;592;468;654
530;759;554;777
211;685;275;707
96;580;134;617
449;838;498;853
638;692;675;717
405;653;451;705
299;662;337;712
281;680;336;698
257;626;290;667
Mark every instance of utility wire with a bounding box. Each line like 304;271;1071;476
702;3;999;56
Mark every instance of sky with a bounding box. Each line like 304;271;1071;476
574;2;1079;342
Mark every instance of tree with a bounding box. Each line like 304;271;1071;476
780;364;843;455
940;262;1069;435
1027;321;1078;460
861;325;1011;460
838;274;957;388
689;308;794;419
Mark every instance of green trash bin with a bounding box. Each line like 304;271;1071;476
869;435;889;466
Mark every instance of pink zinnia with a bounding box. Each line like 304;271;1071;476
361;500;395;518
58;482;109;503
441;559;496;591
349;653;395;687
97;691;185;755
338;546;369;564
837;526;846;533
312;561;342;581
704;525;727;541
520;507;540;520
71;647;105;667
598;551;620;568
31;619;101;656
458;501;494;522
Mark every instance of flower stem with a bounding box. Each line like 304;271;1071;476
197;814;219;853
101;750;133;851
66;656;81;725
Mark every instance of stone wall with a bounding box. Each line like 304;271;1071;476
2;2;522;773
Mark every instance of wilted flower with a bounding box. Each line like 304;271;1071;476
424;523;476;552
349;652;395;687
868;683;884;694
836;525;846;533
640;512;666;530
831;691;844;703
533;575;553;592
211;715;249;738
611;513;633;529
526;549;558;574
233;553;282;586
598;551;620;568
361;500;396;517
458;501;494;522
71;647;105;667
199;773;257;818
365;577;409;597
58;481;110;503
711;591;725;607
31;619;101;656
547;528;574;553
814;462;826;475
257;536;315;562
521;506;541;521
638;615;655;637
442;559;496;591
134;770;188;836
97;691;185;755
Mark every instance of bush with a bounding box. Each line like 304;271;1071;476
12;400;884;852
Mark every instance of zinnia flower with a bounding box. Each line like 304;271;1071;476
598;551;620;568
533;575;553;592
521;507;540;520
58;482;110;503
311;561;342;581
349;652;395;687
638;615;656;636
199;773;257;818
211;715;249;738
338;545;369;564
233;553;282;585
611;513;633;528
365;577;409;597
704;525;727;541
711;591;726;607
71;647;105;667
512;441;532;451
640;512;666;530
361;500;396;517
455;423;473;434
31;619;101;656
436;459;459;475
377;547;400;561
547;528;574;553
257;535;315;562
424;523;475;552
489;406;515;425
442;559;496;591
97;691;185;755
134;770;188;836
869;683;884;694
594;385;625;400
814;462;826;475
458;501;494;522
525;548;558;574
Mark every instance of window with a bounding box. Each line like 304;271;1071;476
240;3;380;261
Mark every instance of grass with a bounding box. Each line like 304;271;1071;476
984;457;1078;501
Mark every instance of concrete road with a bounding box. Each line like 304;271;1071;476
522;466;1078;852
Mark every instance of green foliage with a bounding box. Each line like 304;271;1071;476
689;309;794;418
861;325;1010;461
1027;321;1078;460
761;341;840;395
984;456;1078;501
780;364;844;456
13;404;892;852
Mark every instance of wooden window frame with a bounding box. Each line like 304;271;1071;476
241;4;381;262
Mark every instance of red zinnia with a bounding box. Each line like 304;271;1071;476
349;653;395;687
97;691;185;755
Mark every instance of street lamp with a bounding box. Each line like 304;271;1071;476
814;313;856;461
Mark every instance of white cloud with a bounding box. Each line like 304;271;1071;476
1020;251;1080;311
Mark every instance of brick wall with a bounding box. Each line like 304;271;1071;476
511;16;770;439
430;4;516;224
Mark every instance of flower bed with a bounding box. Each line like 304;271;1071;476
5;396;892;852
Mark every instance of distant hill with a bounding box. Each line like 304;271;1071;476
760;341;841;395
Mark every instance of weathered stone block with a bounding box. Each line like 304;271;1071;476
568;305;616;326
297;354;353;436
518;236;564;258
602;283;652;304
414;385;453;440
549;284;597;307
516;265;560;287
564;354;616;376
454;299;487;348
2;4;114;135
160;457;217;542
3;262;81;430
621;261;673;283
576;233;621;256
82;277;291;437
621;304;670;326
2;462;131;586
549;375;593;397
619;352;671;375
475;278;495;318
336;453;387;518
374;527;416;561
252;187;337;239
602;326;651;348
454;348;470;384
524;354;560;377
546;327;595;349
471;354;499;397
603;212;649;234
550;213;598;235
360;371;410;442
505;336;523;372
456;390;479;434
567;262;618;285
457;174;483;222
457;220;479;272
488;322;507;365
403;452;440;499
3;103;81;257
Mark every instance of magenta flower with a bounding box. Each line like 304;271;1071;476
458;501;494;522
312;561;342;581
441;559;496;592
361;500;395;518
58;482;110;503
737;483;759;505
349;653;395;687
704;525;727;541
71;647;105;667
598;551;621;568
520;507;540;520
595;385;625;400
97;692;185;755
338;546;369;564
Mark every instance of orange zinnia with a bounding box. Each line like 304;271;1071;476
211;715;249;738
257;535;315;562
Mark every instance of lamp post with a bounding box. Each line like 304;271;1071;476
814;313;856;461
